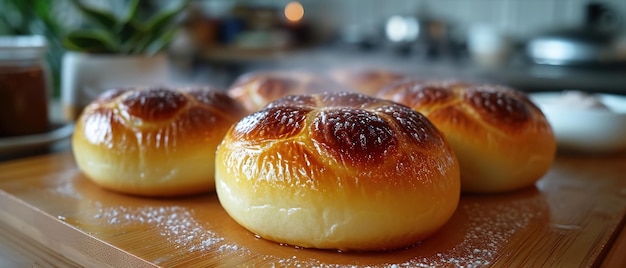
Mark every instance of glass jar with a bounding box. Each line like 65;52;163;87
0;35;51;137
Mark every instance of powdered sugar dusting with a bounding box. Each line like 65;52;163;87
94;205;224;252
90;196;543;267
410;201;538;267
258;196;545;268
53;179;83;199
402;198;543;268
51;172;545;267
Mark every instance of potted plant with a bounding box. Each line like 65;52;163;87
61;0;188;120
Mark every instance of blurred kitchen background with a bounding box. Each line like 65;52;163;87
175;0;626;94
1;0;625;158
3;0;626;97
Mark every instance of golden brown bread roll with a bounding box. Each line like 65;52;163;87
329;68;406;96
215;92;460;251
226;70;345;113
72;86;247;197
377;80;556;193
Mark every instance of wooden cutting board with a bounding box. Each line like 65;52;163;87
1;151;625;267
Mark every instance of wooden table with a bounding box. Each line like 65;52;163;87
1;150;625;267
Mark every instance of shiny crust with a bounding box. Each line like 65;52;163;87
378;80;556;193
227;70;347;113
329;68;406;96
216;92;460;251
72;87;247;196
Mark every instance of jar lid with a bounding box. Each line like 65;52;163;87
0;35;48;60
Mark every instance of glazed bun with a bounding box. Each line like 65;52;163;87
216;92;460;251
378;80;556;193
329;68;406;96
73;87;247;197
227;70;345;113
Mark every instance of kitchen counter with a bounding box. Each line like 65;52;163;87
0;214;80;267
0;99;75;267
1;148;626;267
2;56;626;266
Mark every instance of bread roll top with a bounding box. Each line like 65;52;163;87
227;70;347;112
378;80;556;193
221;92;458;193
378;80;551;136
79;87;247;154
328;68;406;96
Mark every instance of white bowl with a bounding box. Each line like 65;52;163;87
530;91;626;154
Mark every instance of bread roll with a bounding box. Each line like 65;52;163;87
329;68;406;96
216;92;460;251
72;87;247;197
226;70;345;113
377;80;556;193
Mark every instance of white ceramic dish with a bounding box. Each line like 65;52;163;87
0;122;74;157
529;91;626;154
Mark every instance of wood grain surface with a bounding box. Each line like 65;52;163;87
1;151;625;267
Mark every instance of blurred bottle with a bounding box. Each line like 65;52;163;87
0;35;51;137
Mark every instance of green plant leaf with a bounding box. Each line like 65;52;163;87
143;1;187;35
114;0;141;39
1;0;29;34
118;21;146;54
0;14;16;35
129;33;153;54
62;0;187;55
33;0;63;35
129;1;187;54
144;27;178;56
122;0;140;23
68;0;118;31
63;30;119;53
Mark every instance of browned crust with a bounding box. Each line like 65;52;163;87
377;79;556;193
216;91;461;250
377;80;548;135
73;86;248;196
226;92;453;182
226;70;348;112
80;87;247;149
329;68;407;95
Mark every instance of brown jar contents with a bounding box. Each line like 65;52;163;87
0;65;50;137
